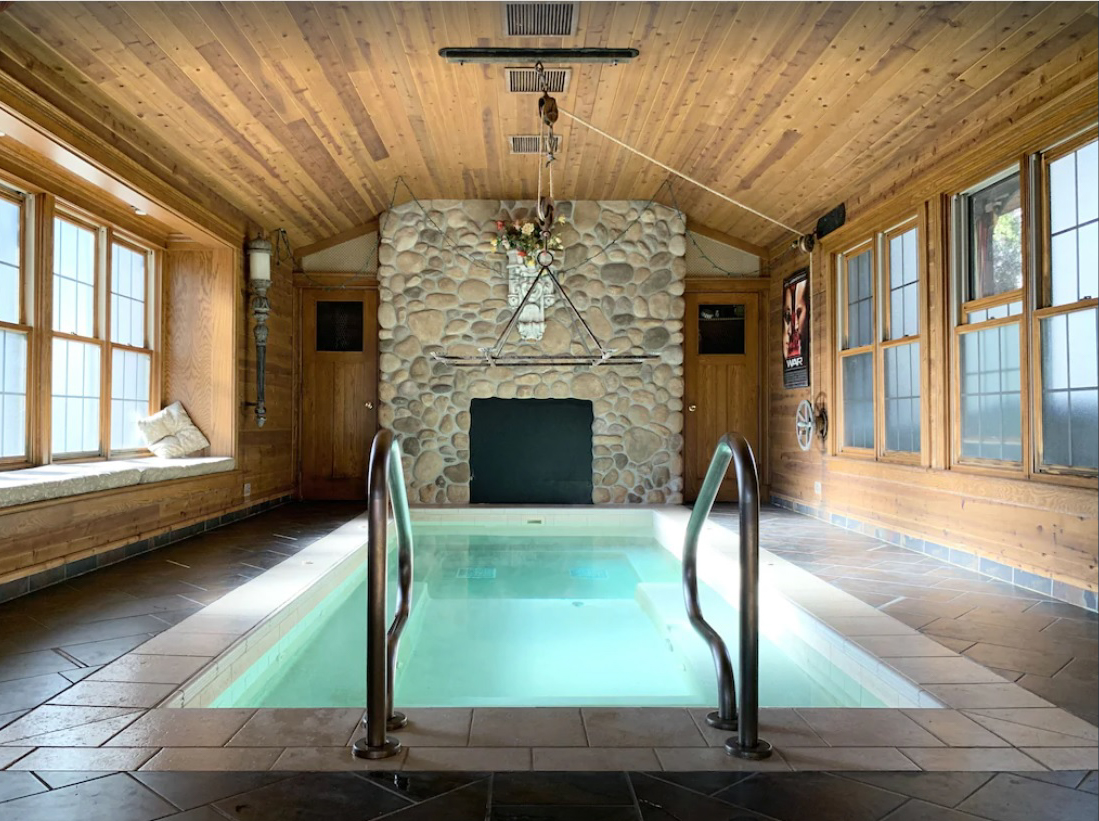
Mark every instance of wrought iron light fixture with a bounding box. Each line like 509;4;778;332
247;234;272;427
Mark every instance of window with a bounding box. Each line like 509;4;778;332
954;171;1025;466
882;223;921;454
838;243;875;451
0;177;159;471
0;190;28;462
1036;135;1098;473
836;219;924;460
52;216;101;456
951;129;1098;478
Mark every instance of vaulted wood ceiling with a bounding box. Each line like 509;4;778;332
2;2;1096;251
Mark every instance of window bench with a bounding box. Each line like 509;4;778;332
0;457;236;509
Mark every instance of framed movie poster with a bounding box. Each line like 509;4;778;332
782;267;810;388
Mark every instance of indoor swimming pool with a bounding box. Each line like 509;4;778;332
195;516;894;710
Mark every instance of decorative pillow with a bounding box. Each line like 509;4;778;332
137;401;210;458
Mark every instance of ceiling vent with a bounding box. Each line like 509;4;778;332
505;66;571;93
509;134;562;155
504;3;577;37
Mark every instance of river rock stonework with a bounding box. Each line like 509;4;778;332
378;200;686;504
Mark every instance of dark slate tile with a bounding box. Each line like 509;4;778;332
493;808;639;821
32;771;114;790
360;771;489;802
641;771;753;797
1009;770;1089;789
59;634;158;667
838;772;994;808
0;771;48;803
882;799;989;820
162;808;228;821
1079;772;1098;795
713;772;907;821
631;773;768;821
492;772;634;806
132;772;291;811
0;650;78;684
0;773;176;821
957;773;1099;821
381;780;489;820
212;772;411;821
64;556;99;579
0;672;70;714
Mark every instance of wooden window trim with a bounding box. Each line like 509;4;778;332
0;185;31;466
836;240;877;456
951;317;1027;473
878;216;928;465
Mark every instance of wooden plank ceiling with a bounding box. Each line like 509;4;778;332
2;1;1096;250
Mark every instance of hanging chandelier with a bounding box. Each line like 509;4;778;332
432;63;658;369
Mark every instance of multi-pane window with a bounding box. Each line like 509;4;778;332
954;171;1025;465
0;178;159;472
51;217;101;456
1037;136;1099;472
839;245;875;450
836;220;924;460
0;192;28;461
48;218;155;458
109;241;152;452
882;223;921;454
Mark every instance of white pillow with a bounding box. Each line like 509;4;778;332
137;401;210;458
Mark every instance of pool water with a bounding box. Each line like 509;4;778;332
215;531;883;709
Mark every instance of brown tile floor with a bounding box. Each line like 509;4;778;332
0;768;1096;820
714;506;1098;725
0;501;1095;735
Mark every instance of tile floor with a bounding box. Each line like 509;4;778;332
0;501;1095;817
0;768;1095;820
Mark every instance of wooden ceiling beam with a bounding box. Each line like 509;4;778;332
686;221;769;262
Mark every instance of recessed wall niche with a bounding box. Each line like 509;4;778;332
377;199;687;504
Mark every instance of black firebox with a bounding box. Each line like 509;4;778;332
469;398;594;504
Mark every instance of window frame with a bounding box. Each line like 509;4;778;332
834;216;928;465
835;238;877;458
0;184;32;468
47;205;160;463
1031;126;1099;480
949;165;1030;474
877;217;926;464
106;232;158;457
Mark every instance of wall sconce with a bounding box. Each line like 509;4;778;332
247;234;273;428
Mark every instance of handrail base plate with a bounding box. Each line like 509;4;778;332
724;737;773;761
352;737;402;760
705;711;738;731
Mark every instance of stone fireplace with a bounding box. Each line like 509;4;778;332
377;199;686;504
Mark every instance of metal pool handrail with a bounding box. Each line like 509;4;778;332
683;432;772;760
352;430;415;760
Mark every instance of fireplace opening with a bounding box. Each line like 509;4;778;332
469;398;594;504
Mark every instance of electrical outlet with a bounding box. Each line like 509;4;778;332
243;482;252;497
813;481;822;496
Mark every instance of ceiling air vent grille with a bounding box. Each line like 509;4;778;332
505;67;570;93
504;2;577;37
509;135;562;155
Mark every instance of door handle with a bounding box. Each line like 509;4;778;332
688;404;697;412
365;401;375;410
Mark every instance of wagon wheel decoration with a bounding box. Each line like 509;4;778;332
795;399;828;452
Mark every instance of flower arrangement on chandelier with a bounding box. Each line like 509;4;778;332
490;216;567;265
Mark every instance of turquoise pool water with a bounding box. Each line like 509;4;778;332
215;531;883;708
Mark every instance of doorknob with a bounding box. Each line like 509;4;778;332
365;401;375;410
688;404;697;412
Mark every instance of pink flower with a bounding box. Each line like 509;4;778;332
496;220;505;230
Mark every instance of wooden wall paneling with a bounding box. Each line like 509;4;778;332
765;95;1098;594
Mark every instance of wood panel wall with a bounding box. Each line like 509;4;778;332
0;228;298;588
765;85;1098;594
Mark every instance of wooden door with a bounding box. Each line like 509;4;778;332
684;290;761;502
300;289;378;499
